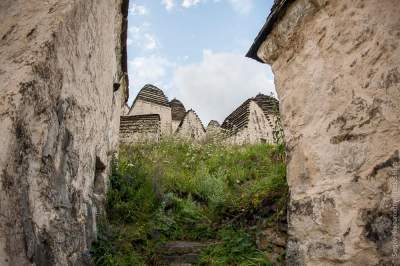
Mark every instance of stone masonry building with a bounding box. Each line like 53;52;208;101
205;120;224;142
122;86;279;145
175;109;206;140
127;84;172;136
119;114;161;144
122;85;206;143
221;94;279;145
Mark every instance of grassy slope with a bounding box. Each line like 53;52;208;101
92;140;287;265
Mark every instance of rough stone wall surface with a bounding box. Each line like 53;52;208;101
176;111;205;140
256;0;400;265
172;120;181;134
128;99;172;136
119;115;161;144
0;0;127;265
123;104;130;115
205;121;223;142
227;101;275;145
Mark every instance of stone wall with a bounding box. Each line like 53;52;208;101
226;101;275;145
252;0;400;265
176;110;205;140
205;120;224;143
123;104;130;115
0;0;128;265
120;115;161;144
128;99;172;136
172;120;181;134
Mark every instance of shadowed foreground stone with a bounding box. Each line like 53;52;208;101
0;0;128;265
248;0;400;265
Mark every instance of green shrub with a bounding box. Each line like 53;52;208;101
92;140;287;265
199;228;272;266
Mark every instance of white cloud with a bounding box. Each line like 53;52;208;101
172;50;275;124
127;38;133;46
126;51;275;122
143;33;158;50
161;0;253;13
128;26;139;34
182;0;202;8
128;55;174;104
162;0;204;10
227;0;253;14
129;56;170;83
162;0;175;11
129;3;148;15
127;24;159;51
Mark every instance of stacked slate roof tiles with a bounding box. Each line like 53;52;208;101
120;114;161;134
134;84;169;107
221;100;252;135
221;94;279;135
170;99;186;121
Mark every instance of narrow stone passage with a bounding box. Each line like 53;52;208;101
1;1;398;265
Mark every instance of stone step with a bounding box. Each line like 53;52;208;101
157;241;211;265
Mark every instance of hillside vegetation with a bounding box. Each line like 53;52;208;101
92;140;288;265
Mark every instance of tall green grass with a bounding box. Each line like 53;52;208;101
92;140;287;265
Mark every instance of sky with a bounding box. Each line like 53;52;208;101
127;0;275;125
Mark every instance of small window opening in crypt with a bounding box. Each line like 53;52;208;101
113;82;121;92
94;156;106;195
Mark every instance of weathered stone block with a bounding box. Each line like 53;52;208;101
0;0;128;264
248;0;400;265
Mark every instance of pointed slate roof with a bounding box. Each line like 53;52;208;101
221;99;252;133
253;94;279;128
132;84;169;107
207;120;220;128
169;98;186;121
221;94;279;134
253;94;279;115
